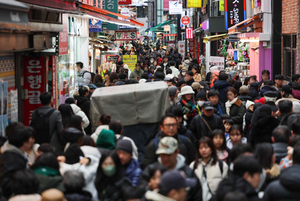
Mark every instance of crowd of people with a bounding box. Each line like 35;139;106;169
2;41;300;201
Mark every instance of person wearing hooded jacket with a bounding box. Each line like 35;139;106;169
259;80;278;97
275;84;300;105
212;73;231;104
263;141;300;201
225;87;246;124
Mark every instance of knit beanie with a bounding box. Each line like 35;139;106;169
96;129;115;150
116;140;132;155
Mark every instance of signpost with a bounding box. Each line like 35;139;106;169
181;15;190;25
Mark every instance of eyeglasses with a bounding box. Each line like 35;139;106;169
163;123;177;128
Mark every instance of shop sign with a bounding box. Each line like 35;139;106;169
252;0;261;8
164;33;177;36
225;0;246;30
189;38;196;58
59;14;68;55
51;56;57;109
104;55;119;64
115;31;137;41
197;41;201;63
164;25;170;32
164;0;174;11
219;0;224;11
123;55;137;71
181;16;190;25
186;27;193;39
118;0;132;5
23;57;45;126
102;0;118;30
187;0;202;8
118;6;136;29
169;1;183;15
178;40;185;57
202;19;209;30
89;19;102;32
209;56;225;71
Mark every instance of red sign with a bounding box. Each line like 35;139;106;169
181;16;190;25
118;0;132;4
23;57;46;126
189;38;196;58
186;27;193;39
59;14;68;55
51;56;57;109
164;0;172;11
198;41;201;63
164;34;178;36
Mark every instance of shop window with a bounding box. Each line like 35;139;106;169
137;6;148;18
292;35;297;48
209;0;224;17
28;9;61;24
283;35;291;48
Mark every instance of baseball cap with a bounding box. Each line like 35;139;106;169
203;101;214;110
239;85;249;94
159;170;197;193
156;137;178;155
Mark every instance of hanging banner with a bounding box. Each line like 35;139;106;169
169;1;183;14
59;14;68;55
89;19;102;32
187;0;202;8
118;0;132;5
115;30;137;41
189;38;196;58
178;40;185;57
23;57;45;126
186;27;193;39
51;56;57;109
164;0;172;11
123;55;137;71
102;0;118;30
225;0;246;30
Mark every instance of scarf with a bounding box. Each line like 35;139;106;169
225;97;238;115
179;97;197;117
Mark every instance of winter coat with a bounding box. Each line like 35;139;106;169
292;89;300;99
9;194;41;201
183;59;190;69
263;164;300;201
260;85;278;97
33;167;64;193
259;164;280;192
31;106;64;154
249;82;260;100
64;191;92;201
125;159;142;186
143;155;202;201
77;69;92;86
95;82;105;88
70;104;90;128
193;73;202;83
115;134;138;160
91;125;110;142
213;102;225;116
144;190;176;201
226;98;246;124
272;143;288;164
275;94;300;105
238;95;254;106
226;137;247;150
186;78;195;86
190;114;225;140
0;142;28;198
143;134;196;168
74;96;91;134
189;159;228;195
212;80;231;104
244;109;253;139
215;175;260;201
250;116;279;148
129;68;144;80
169;66;180;77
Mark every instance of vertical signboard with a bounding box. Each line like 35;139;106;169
103;0;118;30
178;40;185;57
225;0;246;30
59;14;68;55
186;27;193;39
23;57;45;126
189;38;196;58
51;56;57;109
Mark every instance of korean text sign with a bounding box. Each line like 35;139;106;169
115;31;137;41
59;14;68;55
123;55;137;71
23;57;45;126
225;0;246;30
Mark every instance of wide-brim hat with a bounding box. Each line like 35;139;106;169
178;86;195;97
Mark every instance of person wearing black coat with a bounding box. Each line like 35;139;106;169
212;73;232;104
250;105;280;148
74;86;91;134
263;142;300;201
189;101;225;140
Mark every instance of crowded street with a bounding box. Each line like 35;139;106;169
0;0;299;201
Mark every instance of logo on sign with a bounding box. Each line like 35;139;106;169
185;27;193;39
181;16;190;25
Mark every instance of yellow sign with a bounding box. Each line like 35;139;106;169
219;0;224;11
187;0;202;8
123;55;137;72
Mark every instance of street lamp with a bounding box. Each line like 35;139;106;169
144;1;155;28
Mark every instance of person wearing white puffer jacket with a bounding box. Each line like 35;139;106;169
65;98;90;129
91;114;111;142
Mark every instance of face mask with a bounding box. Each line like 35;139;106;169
102;166;116;177
197;101;205;107
182;72;186;76
150;60;154;63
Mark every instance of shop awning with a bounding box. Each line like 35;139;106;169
0;0;29;24
149;20;173;31
17;0;77;12
80;3;144;27
203;34;228;43
228;14;262;34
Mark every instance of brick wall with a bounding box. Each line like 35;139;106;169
282;0;299;34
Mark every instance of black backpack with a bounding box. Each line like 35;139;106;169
83;71;95;83
30;109;55;144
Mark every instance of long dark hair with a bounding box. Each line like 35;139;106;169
254;143;274;169
66;115;83;132
95;151;124;199
59;104;74;128
211;129;227;150
194;137;218;170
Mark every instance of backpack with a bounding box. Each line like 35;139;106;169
83;71;96;83
153;135;190;151
30;109;55;144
